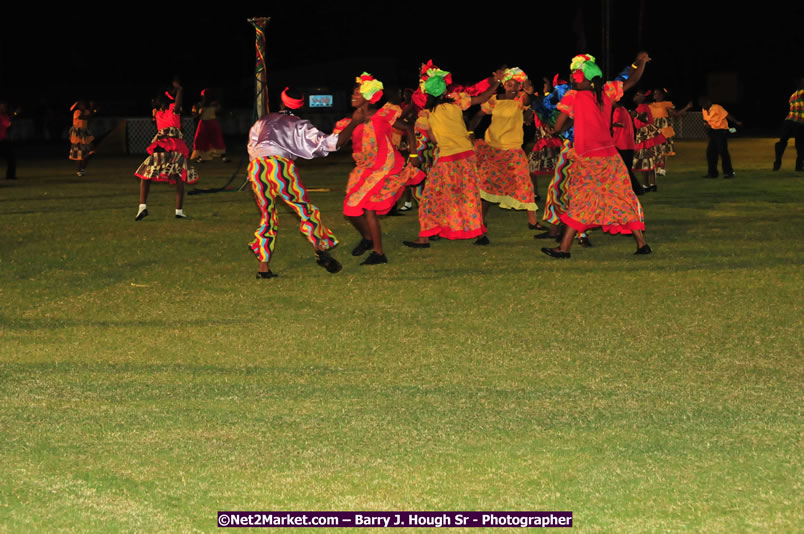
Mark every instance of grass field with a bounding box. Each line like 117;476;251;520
0;138;802;532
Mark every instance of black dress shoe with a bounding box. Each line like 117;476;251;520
723;173;735;179
647;185;658;192
256;270;278;279
315;250;343;273
135;208;149;221
351;238;373;256
474;235;490;245
528;223;547;230
578;236;593;247
402;240;430;248
534;193;542;202
634;244;652;255
541;247;570;258
360;251;388;265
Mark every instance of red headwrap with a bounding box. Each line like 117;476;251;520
552;74;568;87
164;91;175;101
281;87;304;110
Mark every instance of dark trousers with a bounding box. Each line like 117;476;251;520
617;148;642;195
0;139;16;179
774;120;804;170
706;129;733;176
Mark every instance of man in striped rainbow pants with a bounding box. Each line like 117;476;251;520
247;87;363;278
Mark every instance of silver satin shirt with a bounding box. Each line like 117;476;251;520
247;112;339;161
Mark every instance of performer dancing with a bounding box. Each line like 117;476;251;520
135;80;198;220
247;86;362;278
69;100;95;176
403;65;504;248
527;76;565;206
541;52;652;259
334;73;423;265
191;89;230;162
471;67;540;228
773;78;804;171
632;90;666;192
649;88;691;176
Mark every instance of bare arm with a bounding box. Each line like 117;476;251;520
172;82;183;114
550;112;571;136
727;113;743;127
622;52;651;93
392;119;419;165
334;107;369;149
469;69;505;106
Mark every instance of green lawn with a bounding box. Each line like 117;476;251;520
0;138;801;532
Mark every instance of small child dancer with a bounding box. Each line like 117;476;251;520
134;80;199;220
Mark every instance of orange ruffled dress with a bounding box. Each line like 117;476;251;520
334;103;424;217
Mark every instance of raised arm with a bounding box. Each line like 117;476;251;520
622;51;651;93
172;81;183;114
469;69;505;106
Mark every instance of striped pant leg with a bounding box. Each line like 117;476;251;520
248;158;280;262
271;157;339;251
543;140;572;224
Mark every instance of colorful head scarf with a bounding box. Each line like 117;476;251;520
502;67;527;84
355;72;384;104
281;87;304;110
421;68;451;97
570;54;603;84
417;60;454;98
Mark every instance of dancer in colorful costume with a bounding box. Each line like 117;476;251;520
402;65;504;248
191;89;230;162
333;73;424;265
134;80;199;220
541;52;652;259
69;100;95;176
527;75;566;203
632;90;666;192
471;67;540;228
247;86;362;278
649;88;691;175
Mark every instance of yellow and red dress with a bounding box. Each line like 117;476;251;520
334;103;423;216
555;81;645;234
415;93;485;239
633;104;667;172
649;100;676;156
474;93;537;211
68;110;94;161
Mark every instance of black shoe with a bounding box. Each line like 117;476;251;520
578;236;593;247
634;244;652;255
402;240;430;248
135;208;149;221
723;172;735;179
528;223;547;230
773;161;781;171
541;247;570;259
351;238;373;256
175;213;189;219
647;185;658;192
360;251;388;265
703;174;718;179
533;231;556;240
474;235;490;246
386;205;404;216
316;250;343;274
429;235;441;241
534;193;542;202
256;270;278;279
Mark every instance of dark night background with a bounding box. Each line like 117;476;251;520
0;3;801;134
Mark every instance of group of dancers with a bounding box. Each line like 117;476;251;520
230;50;665;278
109;50;702;277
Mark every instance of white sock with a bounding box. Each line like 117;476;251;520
403;201;412;208
137;204;147;215
175;209;186;217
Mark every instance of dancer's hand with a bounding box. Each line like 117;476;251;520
172;80;182;90
523;79;534;95
635;51;651;65
492;68;505;83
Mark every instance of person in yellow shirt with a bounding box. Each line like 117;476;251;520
699;96;742;178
